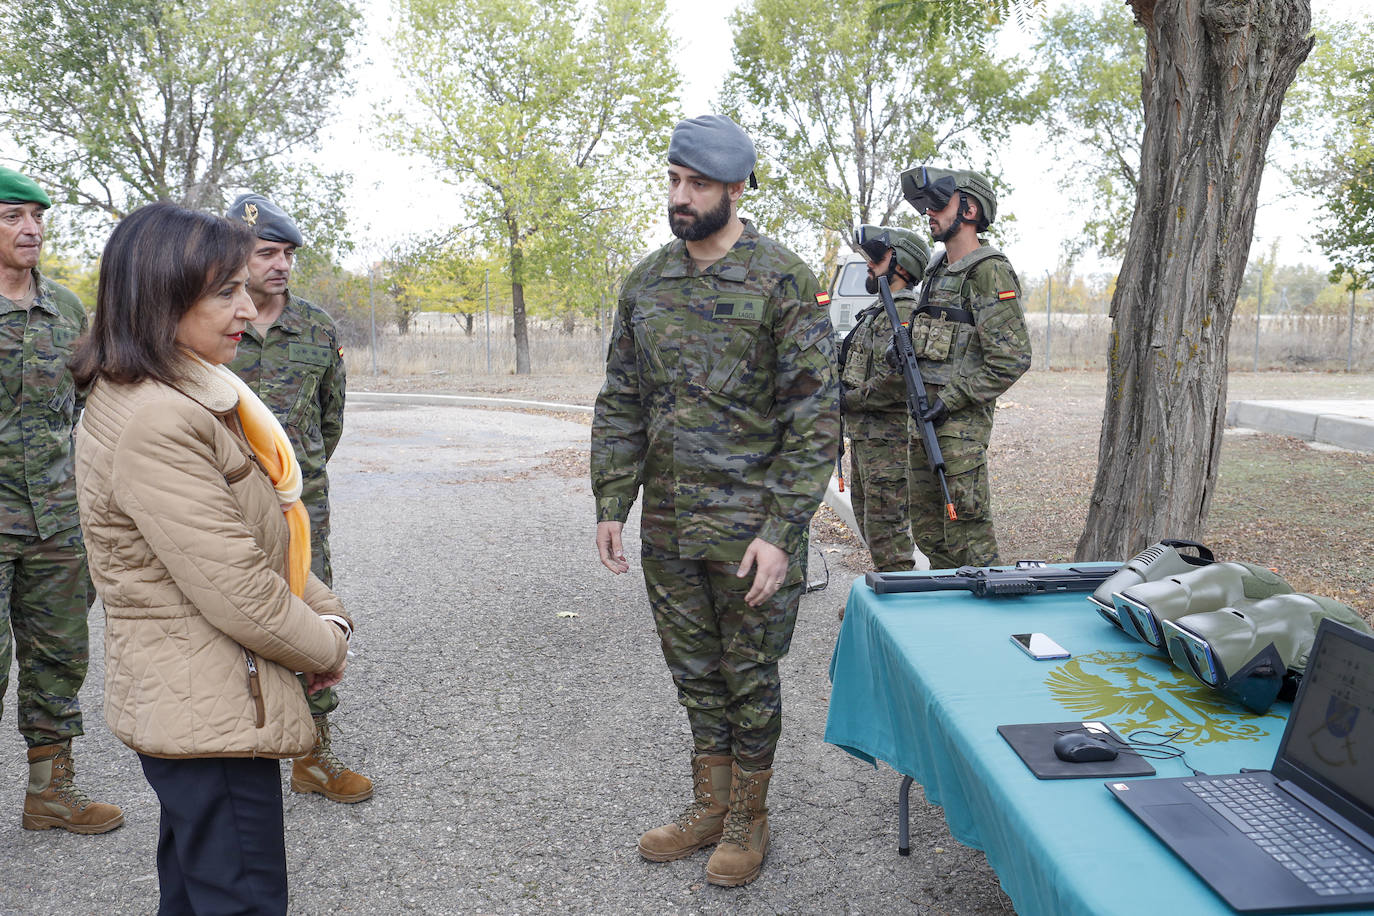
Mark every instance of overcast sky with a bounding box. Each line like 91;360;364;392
325;0;1369;279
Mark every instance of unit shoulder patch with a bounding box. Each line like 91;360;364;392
997;290;1017;301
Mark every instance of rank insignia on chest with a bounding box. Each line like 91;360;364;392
815;291;831;306
713;297;764;321
997;290;1017;301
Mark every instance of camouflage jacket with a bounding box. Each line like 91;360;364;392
838;286;918;440
591;221;840;561
907;246;1031;414
227;293;345;521
0;271;88;538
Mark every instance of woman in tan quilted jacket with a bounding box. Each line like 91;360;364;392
70;203;352;916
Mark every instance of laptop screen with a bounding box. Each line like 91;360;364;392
1274;620;1374;825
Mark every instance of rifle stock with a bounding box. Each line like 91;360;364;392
878;276;956;521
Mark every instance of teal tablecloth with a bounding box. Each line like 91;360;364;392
824;572;1374;916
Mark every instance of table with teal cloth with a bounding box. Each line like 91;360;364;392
824;572;1374;916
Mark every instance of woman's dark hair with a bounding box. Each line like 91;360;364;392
70;202;255;387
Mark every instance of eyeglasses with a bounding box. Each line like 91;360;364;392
1162;619;1221;687
905;167;959;214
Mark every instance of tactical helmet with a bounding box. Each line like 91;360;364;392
854;224;931;280
900;166;997;231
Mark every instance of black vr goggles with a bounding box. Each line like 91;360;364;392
854;225;892;263
900;166;959;214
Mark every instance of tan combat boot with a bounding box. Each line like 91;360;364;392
637;754;733;862
705;762;773;886
23;742;124;835
290;715;373;803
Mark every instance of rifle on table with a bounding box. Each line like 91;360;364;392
878;275;954;521
865;561;1122;598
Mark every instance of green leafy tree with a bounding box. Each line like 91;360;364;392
1034;1;1145;259
389;0;679;374
0;0;358;255
1281;16;1374;292
383;235;502;336
721;0;1041;263
887;0;1315;559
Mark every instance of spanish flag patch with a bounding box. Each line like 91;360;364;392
997;290;1017;301
815;291;831;306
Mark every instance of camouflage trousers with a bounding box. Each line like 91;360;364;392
0;528;89;747
910;402;1000;570
641;557;804;770
304;524;338;718
849;435;914;572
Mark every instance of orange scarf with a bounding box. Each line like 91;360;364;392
194;355;311;597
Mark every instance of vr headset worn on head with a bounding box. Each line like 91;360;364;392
854;224;891;263
900;167;959;215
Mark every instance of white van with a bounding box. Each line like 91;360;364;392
826;252;873;337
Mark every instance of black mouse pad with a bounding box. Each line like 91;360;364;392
997;721;1157;780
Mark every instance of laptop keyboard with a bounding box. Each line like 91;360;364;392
1185;777;1374;897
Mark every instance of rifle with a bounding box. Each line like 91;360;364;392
865;561;1122;598
878;275;955;521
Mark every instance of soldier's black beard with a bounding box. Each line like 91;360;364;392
932;218;961;245
864;264;898;295
668;190;732;241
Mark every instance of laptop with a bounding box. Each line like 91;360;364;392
1108;619;1374;913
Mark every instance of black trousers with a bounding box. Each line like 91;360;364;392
138;754;288;916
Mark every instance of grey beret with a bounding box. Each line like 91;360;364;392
225;193;304;247
668;115;758;187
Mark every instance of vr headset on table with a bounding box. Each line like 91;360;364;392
1090;540;1372;713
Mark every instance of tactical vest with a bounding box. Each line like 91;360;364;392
908;246;1015;387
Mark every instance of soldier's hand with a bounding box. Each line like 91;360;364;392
306;658;346;695
884;342;900;370
739;537;789;607
597;521;630;574
920;397;949;426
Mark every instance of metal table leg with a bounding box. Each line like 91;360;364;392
898;774;913;856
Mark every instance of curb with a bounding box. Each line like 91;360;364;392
1226;400;1374;453
348;391;593;413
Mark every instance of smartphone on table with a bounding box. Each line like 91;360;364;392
1010;632;1070;660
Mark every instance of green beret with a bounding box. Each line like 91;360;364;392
0;167;52;207
668;114;758;187
225;192;304;247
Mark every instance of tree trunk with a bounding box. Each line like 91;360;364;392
510;240;531;374
1075;0;1313;561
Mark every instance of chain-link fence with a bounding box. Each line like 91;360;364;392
338;307;1374;379
1023;312;1374;372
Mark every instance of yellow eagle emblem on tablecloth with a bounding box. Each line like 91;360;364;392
1046;650;1281;745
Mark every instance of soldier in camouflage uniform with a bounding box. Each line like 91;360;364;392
225;194;371;804
899;167;1031;568
591;115;838;887
839;225;931;571
0;167;123;834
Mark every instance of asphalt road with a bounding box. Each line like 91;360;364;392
0;401;1012;915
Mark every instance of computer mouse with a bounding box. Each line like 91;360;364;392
1053;732;1119;763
